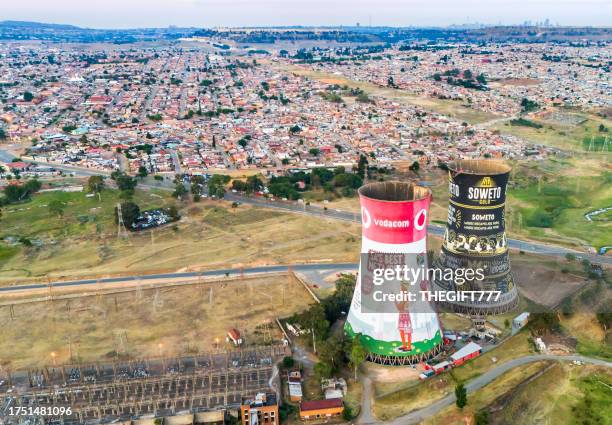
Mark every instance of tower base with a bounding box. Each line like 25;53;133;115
366;343;443;366
433;295;519;316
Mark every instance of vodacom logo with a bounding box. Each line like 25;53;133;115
361;207;372;229
414;209;427;230
361;207;427;231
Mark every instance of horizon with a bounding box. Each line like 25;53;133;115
2;0;611;29
3;19;612;31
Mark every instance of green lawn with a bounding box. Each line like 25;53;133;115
505;158;612;250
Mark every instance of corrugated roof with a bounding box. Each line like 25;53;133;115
451;342;482;361
300;398;343;411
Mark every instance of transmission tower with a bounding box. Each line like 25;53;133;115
116;203;129;239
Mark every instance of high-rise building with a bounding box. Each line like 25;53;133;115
345;182;443;365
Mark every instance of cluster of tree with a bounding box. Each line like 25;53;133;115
433;68;487;90
528;312;560;335
114;201;140;228
147;113;163;121
231;175;264;194
0;179;42;206
208;174;230;198
520;98;540;113
190;175;206;201
319;91;344;103
87;175;105;194
268;166;363;200
510;117;543;128
110;171;138;199
291;275;367;380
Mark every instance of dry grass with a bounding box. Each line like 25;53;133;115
450;331;534;383
0;198;361;284
279;64;498;124
0;274;314;370
423;361;551;425
373;371;455;421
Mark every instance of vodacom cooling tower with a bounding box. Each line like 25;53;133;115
433;159;518;315
345;182;443;365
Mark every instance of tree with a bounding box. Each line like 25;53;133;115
115;201;140;228
0;128;7;140
309;148;320;156
173;181;188;200
455;383;467;408
137;166;148;179
314;361;333;380
112;172;138;192
596;309;612;331
289;124;301;134
87;175;105;194
167;205;180;221
357;154;368;179
48;200;65;217
474;410;489;425
295;303;329;353
318;335;344;370
348;334;367;380
23;91;34;102
281;356;295;369
409;161;420;172
191;175;205;198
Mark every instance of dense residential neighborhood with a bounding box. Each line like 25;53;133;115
1;38;595;180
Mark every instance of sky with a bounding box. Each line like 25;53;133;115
2;0;611;29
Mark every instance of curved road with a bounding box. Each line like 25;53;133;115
2;146;608;265
358;355;612;425
224;193;611;266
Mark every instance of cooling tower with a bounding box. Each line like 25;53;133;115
345;182;443;365
433;159;518;315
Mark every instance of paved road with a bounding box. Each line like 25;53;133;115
1;155;609;265
0;263;357;292
225;193;611;265
361;355;612;425
0;149;16;163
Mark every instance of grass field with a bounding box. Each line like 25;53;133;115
373;370;456;421
0;188;361;284
450;331;534;383
505;157;612;250
278;64;498;125
422;362;612;425
313;157;611;250
0;274;314;370
481;363;612;425
493;109;612;152
422;361;552;425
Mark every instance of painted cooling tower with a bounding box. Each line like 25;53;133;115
345;182;443;365
433;159;518;315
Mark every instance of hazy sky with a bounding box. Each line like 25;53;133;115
3;0;611;28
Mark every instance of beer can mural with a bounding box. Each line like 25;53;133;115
345;182;443;365
433;159;519;315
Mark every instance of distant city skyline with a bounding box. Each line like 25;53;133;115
2;0;611;29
